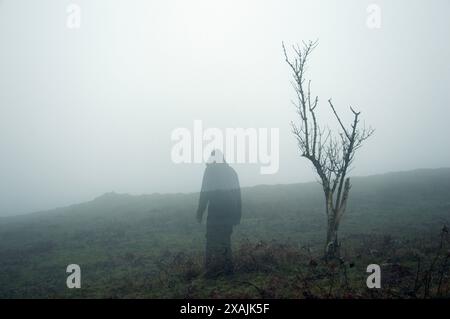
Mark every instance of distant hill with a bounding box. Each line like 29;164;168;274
1;167;449;243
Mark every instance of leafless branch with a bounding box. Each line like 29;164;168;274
284;40;374;258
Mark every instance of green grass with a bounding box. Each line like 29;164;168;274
0;168;449;298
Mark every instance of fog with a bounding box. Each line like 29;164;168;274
0;0;449;216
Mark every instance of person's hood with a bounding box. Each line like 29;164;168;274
206;149;227;165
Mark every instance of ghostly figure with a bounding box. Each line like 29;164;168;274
196;150;241;277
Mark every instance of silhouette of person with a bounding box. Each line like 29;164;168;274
196;150;241;277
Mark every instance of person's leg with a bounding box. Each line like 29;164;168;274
205;225;221;278
210;225;233;276
222;226;234;274
205;234;212;272
205;224;235;277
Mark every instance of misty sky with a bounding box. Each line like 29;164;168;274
1;0;450;216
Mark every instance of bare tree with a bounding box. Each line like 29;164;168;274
283;40;374;259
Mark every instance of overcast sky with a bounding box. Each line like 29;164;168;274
1;0;449;216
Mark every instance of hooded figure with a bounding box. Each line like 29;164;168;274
196;150;241;277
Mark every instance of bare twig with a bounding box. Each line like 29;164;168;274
283;40;374;258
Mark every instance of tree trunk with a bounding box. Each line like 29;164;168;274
325;219;339;259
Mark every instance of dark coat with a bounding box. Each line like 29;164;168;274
197;162;241;227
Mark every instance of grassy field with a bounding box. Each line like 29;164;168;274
0;168;449;298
